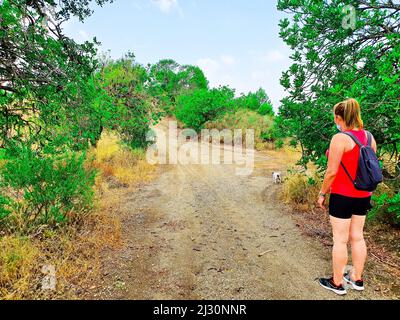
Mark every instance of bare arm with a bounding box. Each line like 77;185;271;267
372;136;377;153
320;134;346;194
317;134;347;211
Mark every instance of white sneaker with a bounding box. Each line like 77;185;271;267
343;272;365;291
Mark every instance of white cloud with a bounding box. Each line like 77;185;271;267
197;58;220;77
220;54;236;66
77;30;90;42
151;0;182;14
251;69;271;81
197;57;233;89
260;50;284;63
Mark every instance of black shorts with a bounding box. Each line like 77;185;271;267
329;193;373;219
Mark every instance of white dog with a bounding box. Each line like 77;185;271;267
272;172;282;184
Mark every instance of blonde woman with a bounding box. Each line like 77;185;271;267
317;99;377;295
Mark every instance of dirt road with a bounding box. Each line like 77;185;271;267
92;126;389;300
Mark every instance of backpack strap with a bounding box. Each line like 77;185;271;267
341;131;364;148
365;130;372;147
339;130;369;186
340;162;355;185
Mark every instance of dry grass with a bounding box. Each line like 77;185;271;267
0;131;156;300
0;236;39;299
281;171;322;211
262;141;323;211
205;109;274;148
89;132;156;188
269;142;302;161
0;209;123;300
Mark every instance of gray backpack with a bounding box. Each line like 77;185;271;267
341;131;383;192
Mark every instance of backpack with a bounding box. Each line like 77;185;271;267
340;130;383;192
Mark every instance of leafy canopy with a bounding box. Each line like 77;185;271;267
0;0;112;153
148;59;209;114
175;86;235;131
277;0;400;167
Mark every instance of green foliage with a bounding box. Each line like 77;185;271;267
0;0;113;233
99;53;158;149
206;109;274;145
148;59;208;114
0;0;112;152
0;147;96;231
0;194;12;221
236;88;274;116
175;87;235;131
369;190;400;226
387;192;400;221
277;0;400;164
258;102;274;116
277;0;400;220
260;115;286;148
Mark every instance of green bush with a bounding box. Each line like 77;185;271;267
100;55;157;149
206;109;274;147
258;103;274;116
281;171;321;209
0;146;96;231
175;87;235;131
260;116;285;148
369;189;400;227
236;88;274;116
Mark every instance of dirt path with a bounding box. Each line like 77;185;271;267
91;126;390;300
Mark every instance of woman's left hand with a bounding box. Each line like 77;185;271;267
317;195;327;212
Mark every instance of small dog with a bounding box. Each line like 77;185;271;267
272;172;282;184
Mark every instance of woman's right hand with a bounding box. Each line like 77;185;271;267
317;195;327;212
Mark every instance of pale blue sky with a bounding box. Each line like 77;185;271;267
64;0;292;108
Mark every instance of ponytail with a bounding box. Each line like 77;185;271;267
333;98;364;129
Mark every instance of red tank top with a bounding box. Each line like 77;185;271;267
327;129;372;198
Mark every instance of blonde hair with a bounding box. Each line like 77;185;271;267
333;98;364;129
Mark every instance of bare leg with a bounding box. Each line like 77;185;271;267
330;216;351;286
349;215;367;280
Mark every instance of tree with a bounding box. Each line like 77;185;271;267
236;88;274;116
100;53;159;149
148;59;208;114
0;0;112;152
278;0;400;221
0;0;112;229
277;0;400;167
175;86;235;131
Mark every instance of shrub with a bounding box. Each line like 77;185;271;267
175;87;235;131
281;171;321;210
0;146;96;232
0;236;39;299
100;56;157;149
369;183;400;227
89;132;155;188
206;109;274;148
236;88;274;116
258;103;274;116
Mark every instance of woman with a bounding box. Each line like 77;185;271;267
317;98;377;295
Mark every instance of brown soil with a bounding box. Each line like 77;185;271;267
86;131;398;300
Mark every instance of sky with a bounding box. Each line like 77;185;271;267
64;0;293;109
